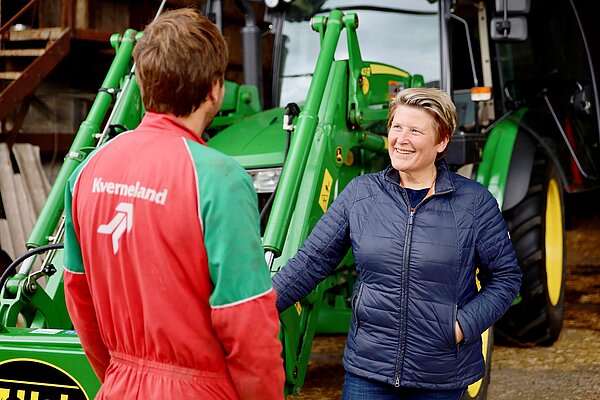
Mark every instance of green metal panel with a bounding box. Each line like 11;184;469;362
476;108;528;208
211;82;262;130
209;107;286;168
0;329;100;399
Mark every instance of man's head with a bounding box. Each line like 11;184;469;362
133;8;228;118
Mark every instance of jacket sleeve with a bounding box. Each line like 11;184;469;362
272;179;356;312
457;186;522;344
63;168;111;382
198;154;284;400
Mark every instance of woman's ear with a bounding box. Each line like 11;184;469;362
437;136;450;153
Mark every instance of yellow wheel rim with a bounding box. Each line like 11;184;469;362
545;178;563;306
467;328;490;398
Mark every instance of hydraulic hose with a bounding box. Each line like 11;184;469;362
0;243;64;290
259;102;300;225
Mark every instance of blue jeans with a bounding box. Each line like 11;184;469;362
341;372;465;400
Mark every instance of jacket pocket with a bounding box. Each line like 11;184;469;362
438;303;458;349
452;304;458;347
351;282;365;336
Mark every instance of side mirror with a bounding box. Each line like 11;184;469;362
495;0;531;14
490;16;528;42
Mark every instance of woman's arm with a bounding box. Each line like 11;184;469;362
456;187;522;344
272;179;356;312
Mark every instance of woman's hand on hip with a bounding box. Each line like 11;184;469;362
455;321;464;344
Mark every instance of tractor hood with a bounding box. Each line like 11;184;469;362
208;107;287;169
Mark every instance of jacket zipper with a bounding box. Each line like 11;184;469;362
394;187;452;387
394;207;414;387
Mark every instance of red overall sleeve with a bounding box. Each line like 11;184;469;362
63;167;110;382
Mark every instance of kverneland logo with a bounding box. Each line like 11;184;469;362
92;177;168;205
97;202;134;254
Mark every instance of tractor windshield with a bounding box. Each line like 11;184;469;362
278;0;440;106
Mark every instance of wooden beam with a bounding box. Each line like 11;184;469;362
13;174;36;241
61;0;75;28
5;132;75;156
0;219;15;260
5;96;33;148
75;0;89;29
13;143;51;217
0;144;27;258
72;28;111;42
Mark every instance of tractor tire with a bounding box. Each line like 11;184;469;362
461;328;493;400
496;156;566;346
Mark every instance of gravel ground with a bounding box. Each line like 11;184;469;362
489;190;600;400
291;190;600;399
489;329;600;399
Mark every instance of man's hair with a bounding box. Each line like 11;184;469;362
387;87;458;159
133;8;228;117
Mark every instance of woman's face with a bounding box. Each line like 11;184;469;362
388;105;448;175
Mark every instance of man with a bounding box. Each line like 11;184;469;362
63;9;284;399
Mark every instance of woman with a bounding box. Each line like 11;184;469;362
272;87;521;400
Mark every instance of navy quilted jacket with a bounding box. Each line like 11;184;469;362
272;161;521;389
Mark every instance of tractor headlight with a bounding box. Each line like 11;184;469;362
247;167;282;193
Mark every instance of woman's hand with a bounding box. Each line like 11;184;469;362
455;321;464;344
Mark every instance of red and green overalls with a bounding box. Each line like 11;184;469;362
64;112;284;399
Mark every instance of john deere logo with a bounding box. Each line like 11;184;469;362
0;359;88;400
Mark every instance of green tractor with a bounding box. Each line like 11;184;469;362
1;0;599;399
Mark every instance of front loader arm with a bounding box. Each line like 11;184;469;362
263;8;423;394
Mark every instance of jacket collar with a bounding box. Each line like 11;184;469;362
137;112;207;145
382;160;455;195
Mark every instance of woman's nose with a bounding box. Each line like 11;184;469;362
391;129;409;142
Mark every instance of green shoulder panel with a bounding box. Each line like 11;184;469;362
184;140;272;307
64;159;89;274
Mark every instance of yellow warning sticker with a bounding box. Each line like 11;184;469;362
362;76;370;95
318;169;333;213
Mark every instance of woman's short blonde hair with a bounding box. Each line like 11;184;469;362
133;8;228;117
387;87;458;158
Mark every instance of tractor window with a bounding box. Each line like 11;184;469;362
496;0;600;178
278;0;440;106
448;3;485;131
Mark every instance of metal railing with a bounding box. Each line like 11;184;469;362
0;0;39;36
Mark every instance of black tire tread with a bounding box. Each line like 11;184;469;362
495;155;565;346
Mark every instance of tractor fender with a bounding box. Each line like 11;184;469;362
476;109;528;210
502;131;536;211
477;108;567;212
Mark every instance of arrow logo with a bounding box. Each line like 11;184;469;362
97;202;133;254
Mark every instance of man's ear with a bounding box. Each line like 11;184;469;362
207;80;224;104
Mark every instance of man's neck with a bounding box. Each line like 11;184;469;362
173;108;208;139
